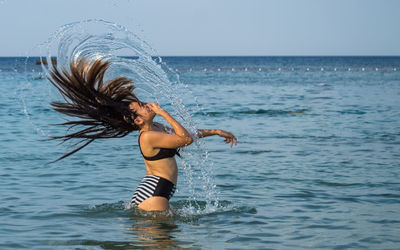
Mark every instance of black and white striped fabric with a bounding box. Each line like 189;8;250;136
131;175;176;206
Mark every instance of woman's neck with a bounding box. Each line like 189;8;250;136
140;122;154;133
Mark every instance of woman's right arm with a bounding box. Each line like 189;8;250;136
143;103;193;148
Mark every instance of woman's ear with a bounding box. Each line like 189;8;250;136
134;117;143;126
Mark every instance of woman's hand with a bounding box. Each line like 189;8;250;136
217;130;237;148
146;102;165;115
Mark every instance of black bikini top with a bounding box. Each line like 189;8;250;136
138;132;180;161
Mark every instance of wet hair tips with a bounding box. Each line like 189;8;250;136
47;57;140;162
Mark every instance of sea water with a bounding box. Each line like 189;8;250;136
1;52;400;248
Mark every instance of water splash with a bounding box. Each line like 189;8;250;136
21;19;219;214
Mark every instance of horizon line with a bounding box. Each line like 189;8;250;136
1;55;400;58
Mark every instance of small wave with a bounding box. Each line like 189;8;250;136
302;224;353;230
364;193;400;199
271;134;337;140
127;199;257;220
236;150;272;155
315;179;363;187
275;191;316;199
310;96;334;100
335;196;362;203
368;219;400;224
200;108;308;117
337;109;366;115
237;109;308;115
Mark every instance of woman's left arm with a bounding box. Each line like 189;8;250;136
155;123;237;147
197;129;237;147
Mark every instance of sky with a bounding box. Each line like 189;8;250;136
0;0;399;56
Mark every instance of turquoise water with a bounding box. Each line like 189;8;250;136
1;56;400;249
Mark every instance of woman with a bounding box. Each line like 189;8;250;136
47;57;237;211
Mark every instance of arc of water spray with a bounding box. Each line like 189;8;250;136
21;19;220;214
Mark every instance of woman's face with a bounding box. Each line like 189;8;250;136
129;101;155;122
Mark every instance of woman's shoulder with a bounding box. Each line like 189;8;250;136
140;130;165;141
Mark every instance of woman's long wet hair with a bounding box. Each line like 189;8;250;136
47;57;139;162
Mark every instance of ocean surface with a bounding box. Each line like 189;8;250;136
1;56;400;249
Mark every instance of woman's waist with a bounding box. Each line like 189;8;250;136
145;166;178;185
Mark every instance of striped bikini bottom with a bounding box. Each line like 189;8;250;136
131;175;176;207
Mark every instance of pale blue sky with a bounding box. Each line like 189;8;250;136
0;0;399;56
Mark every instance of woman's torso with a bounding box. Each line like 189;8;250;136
138;125;178;184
